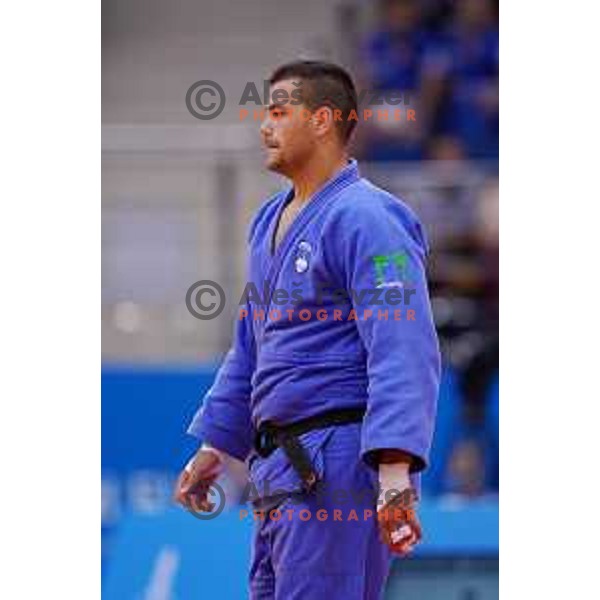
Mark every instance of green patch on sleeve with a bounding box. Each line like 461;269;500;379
371;251;412;286
371;255;390;287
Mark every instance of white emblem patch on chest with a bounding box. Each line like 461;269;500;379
295;241;313;273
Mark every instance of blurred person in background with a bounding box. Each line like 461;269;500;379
354;0;498;163
444;438;487;497
428;175;498;497
174;60;440;599
356;0;448;161
431;0;499;159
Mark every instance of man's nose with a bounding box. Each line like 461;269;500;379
260;116;272;137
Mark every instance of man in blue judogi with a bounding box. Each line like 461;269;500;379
175;61;440;599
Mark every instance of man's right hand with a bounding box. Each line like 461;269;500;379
173;447;223;514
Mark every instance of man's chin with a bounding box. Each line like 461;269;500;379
265;155;284;173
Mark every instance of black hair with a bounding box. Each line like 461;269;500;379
269;60;358;143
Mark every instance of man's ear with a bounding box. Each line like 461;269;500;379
311;106;335;138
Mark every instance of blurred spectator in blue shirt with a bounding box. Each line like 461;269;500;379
432;0;499;159
355;0;498;162
363;0;429;91
356;0;447;161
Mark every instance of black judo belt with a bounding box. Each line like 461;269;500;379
253;407;366;493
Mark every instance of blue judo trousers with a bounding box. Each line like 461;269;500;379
187;160;440;599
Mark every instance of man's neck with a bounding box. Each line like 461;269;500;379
290;152;349;204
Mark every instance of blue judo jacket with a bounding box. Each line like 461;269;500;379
188;160;440;490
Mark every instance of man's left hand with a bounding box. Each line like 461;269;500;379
378;488;422;555
377;456;422;556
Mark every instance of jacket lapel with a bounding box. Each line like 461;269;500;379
257;160;360;339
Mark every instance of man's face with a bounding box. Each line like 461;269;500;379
260;79;316;175
386;0;418;32
457;0;491;29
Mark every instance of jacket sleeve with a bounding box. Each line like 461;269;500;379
186;302;256;461
339;198;440;473
186;198;269;462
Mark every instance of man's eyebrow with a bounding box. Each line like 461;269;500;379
267;103;288;111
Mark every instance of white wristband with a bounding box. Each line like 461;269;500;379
184;443;225;477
